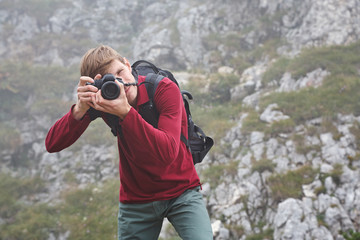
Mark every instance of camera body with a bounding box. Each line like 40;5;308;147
87;74;121;100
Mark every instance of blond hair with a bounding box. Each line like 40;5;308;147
80;45;125;78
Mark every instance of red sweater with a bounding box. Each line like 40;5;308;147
45;76;200;203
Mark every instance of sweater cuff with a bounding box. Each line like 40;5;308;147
119;107;136;127
69;104;90;125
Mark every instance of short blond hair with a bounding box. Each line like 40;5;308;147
80;45;125;78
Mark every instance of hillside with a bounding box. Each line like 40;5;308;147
0;0;360;239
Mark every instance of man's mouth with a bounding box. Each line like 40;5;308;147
124;86;131;94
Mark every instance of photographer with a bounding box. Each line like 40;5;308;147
45;45;213;239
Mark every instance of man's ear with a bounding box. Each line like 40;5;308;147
124;57;131;71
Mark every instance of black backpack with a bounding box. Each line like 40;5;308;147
88;60;214;164
132;60;214;164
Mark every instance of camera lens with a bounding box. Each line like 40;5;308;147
101;81;120;100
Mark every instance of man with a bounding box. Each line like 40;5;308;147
45;45;213;239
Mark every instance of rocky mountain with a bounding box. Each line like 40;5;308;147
1;0;360;239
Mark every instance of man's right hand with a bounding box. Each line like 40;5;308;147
72;75;100;120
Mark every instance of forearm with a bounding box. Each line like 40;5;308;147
45;105;91;152
72;103;88;121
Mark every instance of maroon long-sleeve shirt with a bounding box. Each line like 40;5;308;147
45;76;200;203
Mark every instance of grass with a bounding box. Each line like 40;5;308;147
266;118;296;136
291;133;321;156
1;204;60;240
260;41;360;125
58;180;119;240
261;74;360;124
267;165;317;203
201;160;239;188
181;72;243;144
0;122;21;151
263;41;360;83
0;174;52;240
0;61;77;120
0;173;119;240
341;229;360;240
0;0;71;26
246;228;274;240
241;109;268;135
319;163;344;186
251;158;276;174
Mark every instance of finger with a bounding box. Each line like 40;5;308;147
93;90;105;105
77;85;98;94
78;91;95;99
79;76;94;86
94;74;102;80
115;80;126;96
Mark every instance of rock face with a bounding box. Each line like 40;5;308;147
1;0;359;69
211;110;360;239
1;0;360;239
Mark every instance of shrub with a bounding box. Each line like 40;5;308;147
266;118;296;136
329;163;343;185
246;228;274;240
201;160;239;188
241;110;267;135
251;158;276;174
341;229;360;240
0;0;71;26
0;122;21;151
261;41;360;124
267;165;317;203
59;179;119;240
0;204;59;240
0;173;120;240
208;73;239;104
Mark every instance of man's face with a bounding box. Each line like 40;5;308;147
106;59;137;107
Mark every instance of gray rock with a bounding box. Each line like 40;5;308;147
260;104;290;123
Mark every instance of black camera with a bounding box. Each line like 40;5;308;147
87;74;121;100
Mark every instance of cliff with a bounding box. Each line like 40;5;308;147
0;0;359;239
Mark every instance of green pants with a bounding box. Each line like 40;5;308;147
118;187;213;240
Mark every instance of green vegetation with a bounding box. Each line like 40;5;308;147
261;41;360;124
251;158;276;174
1;204;60;240
0;174;45;219
1;1;360;236
0;173;119;240
0;61;77;121
267;118;295;136
316;212;328;228
319;163;344;187
0;122;21;151
241;110;268;135
341;229;360;240
201;160;239;188
182;73;242;143
58;180;119;240
0;0;71;26
203;28;285;74
291;132;321;156
0;173;53;240
267;165;317;203
246;228;274;240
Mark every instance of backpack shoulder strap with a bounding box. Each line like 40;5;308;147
144;73;164;100
141;73;192;151
138;73;165;128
